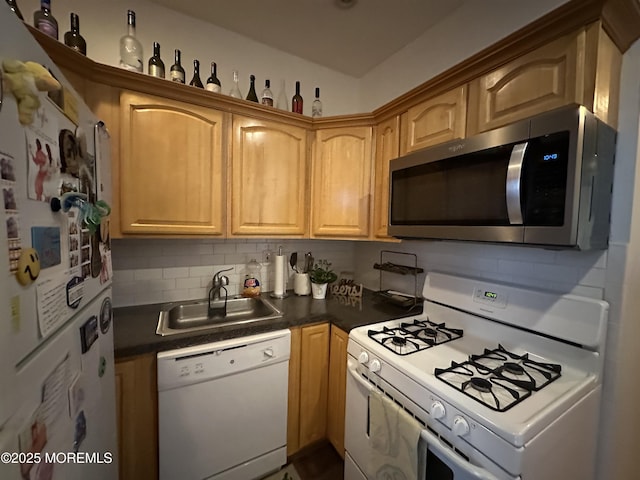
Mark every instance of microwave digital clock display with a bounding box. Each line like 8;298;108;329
484;291;498;299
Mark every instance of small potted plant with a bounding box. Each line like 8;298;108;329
309;259;337;299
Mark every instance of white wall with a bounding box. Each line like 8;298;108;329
359;0;568;111
21;0;361;116
110;238;355;307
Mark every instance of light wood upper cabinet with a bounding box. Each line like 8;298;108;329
400;86;467;155
311;126;373;238
467;25;620;135
230;116;307;236
120;92;224;235
327;325;349;459
298;323;330;449
373;116;400;239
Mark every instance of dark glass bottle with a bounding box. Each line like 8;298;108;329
5;0;24;20
64;13;86;56
205;62;221;93
33;0;58;40
148;42;165;78
189;59;204;88
170;49;185;83
292;81;303;114
246;75;259;102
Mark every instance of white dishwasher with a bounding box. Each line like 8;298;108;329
157;329;291;480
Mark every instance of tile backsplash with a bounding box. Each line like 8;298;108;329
111;238;355;307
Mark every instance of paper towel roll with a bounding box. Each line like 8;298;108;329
274;254;285;296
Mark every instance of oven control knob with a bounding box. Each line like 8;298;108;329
369;359;381;373
452;416;470;437
431;401;446;420
358;351;369;365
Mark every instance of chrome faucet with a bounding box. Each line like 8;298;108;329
208;267;232;317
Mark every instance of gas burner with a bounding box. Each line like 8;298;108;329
368;319;464;355
435;344;561;412
468;377;492;393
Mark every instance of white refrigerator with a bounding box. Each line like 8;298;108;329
0;6;117;479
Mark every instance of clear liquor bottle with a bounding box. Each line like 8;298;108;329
64;12;86;55
312;87;323;118
148;42;165;78
205;62;221;93
33;0;58;39
229;70;242;99
261;79;273;107
119;10;143;72
170;49;185;83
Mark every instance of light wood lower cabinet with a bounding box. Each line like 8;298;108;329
287;323;330;455
119;91;225;235
311;126;373;238
230;116;308;236
400;86;468;155
327;325;349;459
115;353;158;480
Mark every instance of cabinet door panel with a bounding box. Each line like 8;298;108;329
231;117;307;236
373;117;400;238
299;323;330;448
120;92;224;235
402;86;467;155
327;325;349;458
468;30;585;135
312;127;372;238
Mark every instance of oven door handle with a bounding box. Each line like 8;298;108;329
419;428;501;480
506;141;527;225
347;361;376;392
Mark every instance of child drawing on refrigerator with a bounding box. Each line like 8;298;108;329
28;139;48;201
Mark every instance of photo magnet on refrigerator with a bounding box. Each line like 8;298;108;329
79;316;98;354
31;226;61;268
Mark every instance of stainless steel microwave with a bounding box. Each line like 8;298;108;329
388;104;616;249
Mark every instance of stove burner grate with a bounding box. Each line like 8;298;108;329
367;318;464;355
435;344;560;412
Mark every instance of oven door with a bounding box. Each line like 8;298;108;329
344;356;518;480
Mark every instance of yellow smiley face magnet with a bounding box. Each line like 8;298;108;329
16;248;41;286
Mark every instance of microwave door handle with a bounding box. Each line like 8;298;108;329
506;142;528;225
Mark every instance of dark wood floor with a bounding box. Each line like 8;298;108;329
291;442;344;480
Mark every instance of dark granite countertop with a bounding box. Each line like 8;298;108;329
113;289;421;359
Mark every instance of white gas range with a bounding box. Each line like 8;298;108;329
344;272;608;480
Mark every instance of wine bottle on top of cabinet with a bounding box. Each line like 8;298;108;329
275;79;288;110
148;42;165;78
33;0;58;39
170;49;185;83
312;87;323;118
246;75;259;102
119;10;143;72
64;12;86;55
205;62;221;93
261;80;273;106
229;70;242;98
6;0;24;20
189;60;204;88
292;81;303;114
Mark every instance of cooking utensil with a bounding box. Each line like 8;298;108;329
305;253;314;273
289;252;298;273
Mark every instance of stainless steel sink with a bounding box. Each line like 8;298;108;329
156;296;284;336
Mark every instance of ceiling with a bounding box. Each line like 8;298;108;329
147;0;466;78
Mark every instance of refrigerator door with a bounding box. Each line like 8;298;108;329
0;5;112;426
0;289;117;480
